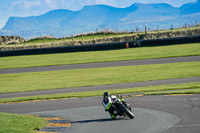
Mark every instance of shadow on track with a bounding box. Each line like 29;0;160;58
71;117;130;124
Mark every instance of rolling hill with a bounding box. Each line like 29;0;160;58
1;1;200;38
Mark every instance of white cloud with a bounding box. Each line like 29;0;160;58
44;0;61;9
9;0;42;10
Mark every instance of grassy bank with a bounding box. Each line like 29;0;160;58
0;43;200;69
0;82;199;103
0;62;199;93
0;113;47;133
24;32;127;45
2;26;200;47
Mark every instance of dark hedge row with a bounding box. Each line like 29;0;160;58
0;36;199;57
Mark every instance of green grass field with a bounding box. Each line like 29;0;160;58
0;82;199;103
0;62;199;93
0;43;200;69
0;113;47;133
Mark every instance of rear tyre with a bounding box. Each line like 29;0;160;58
121;106;134;119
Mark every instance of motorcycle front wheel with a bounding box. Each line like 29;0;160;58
121;106;135;119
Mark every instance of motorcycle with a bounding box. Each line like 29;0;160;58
112;96;134;119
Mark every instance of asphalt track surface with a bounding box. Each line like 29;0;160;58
0;56;200;74
0;56;200;133
33;107;180;133
0;95;200;133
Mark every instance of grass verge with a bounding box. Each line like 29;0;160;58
0;82;199;104
144;88;200;95
0;62;199;93
0;43;200;69
0;112;47;133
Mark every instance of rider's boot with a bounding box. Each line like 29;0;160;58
110;114;116;119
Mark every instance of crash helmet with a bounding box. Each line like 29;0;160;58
117;95;122;98
103;92;110;99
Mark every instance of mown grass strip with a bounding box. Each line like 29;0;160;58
0;43;200;69
0;62;199;93
0;82;199;104
0;112;47;133
144;88;200;95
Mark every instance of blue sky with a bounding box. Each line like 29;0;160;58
0;0;196;29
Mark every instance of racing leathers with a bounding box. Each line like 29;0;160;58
102;94;126;119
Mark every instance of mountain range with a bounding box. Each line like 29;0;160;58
1;0;200;39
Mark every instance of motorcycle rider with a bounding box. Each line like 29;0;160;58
102;92;127;119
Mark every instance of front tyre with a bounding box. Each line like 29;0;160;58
121;106;134;119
